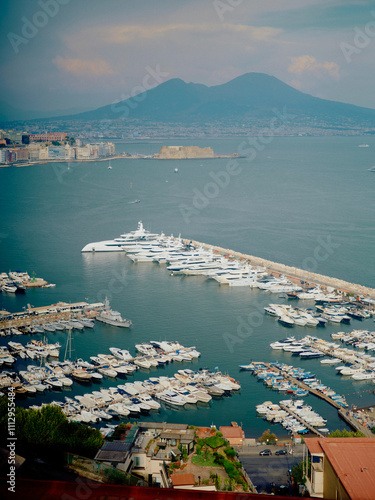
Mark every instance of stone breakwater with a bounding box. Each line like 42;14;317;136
182;239;375;300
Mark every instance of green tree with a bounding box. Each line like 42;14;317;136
259;429;277;444
291;460;308;485
0;399;103;463
214;474;222;490
224;446;236;458
329;429;365;437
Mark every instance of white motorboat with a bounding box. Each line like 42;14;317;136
138;394;161;410
320;358;341;365
109;347;133;361
156;390;186;406
98;366;118;378
278;315;295;327
45;377;64;389
185;385;212;403
134;357;151;369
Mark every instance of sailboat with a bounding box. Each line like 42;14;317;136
64;327;92;383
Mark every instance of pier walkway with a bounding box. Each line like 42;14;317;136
338;409;375;437
256;362;342;410
183;239;375;299
279;403;325;437
253;362;375;435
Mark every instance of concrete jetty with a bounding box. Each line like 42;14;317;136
182;239;375;300
338;409;374;437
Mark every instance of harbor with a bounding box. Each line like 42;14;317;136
1;137;375;441
0;300;104;332
181;239;375;301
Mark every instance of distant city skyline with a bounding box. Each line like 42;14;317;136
1;0;375;116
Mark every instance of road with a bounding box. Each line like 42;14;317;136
238;444;304;494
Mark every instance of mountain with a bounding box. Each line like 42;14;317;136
0;101;92;122
36;73;375;124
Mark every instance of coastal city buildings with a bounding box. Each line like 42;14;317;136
0;128;115;164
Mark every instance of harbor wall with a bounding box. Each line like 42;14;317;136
182;239;375;300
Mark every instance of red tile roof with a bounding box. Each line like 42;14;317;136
220;426;245;439
304;437;324;454
171;473;196;486
306;438;375;500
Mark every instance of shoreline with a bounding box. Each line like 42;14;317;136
0;155;128;168
0;153;240;168
182;238;375;300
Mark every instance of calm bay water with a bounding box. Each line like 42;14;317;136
0;136;375;437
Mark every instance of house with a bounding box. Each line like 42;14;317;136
131;422;195;487
219;422;245;447
94;440;133;474
304;437;375;499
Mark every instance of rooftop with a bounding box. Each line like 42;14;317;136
219;425;245;439
171;473;196;487
94;440;132;463
138;421;189;431
305;438;375;500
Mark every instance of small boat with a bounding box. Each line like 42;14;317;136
278;315;295;327
128;199;140;204
109;347;133;361
108;161;112;169
71;369;92;383
174;168;178;173
239;363;254;371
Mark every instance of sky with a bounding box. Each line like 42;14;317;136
1;0;375;115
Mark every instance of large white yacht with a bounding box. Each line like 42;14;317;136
81;221;160;252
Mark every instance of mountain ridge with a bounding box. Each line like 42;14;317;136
3;72;375;124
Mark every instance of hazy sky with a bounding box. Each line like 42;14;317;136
1;0;375;113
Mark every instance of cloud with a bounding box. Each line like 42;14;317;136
288;55;340;79
53;56;114;76
75;23;282;46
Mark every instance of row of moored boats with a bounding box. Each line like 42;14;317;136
26;368;241;424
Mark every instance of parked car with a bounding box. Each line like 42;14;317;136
275;449;288;456
259;449;272;456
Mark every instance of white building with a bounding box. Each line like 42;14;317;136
0;149;7;163
75;146;91;160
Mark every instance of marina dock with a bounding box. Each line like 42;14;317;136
279;402;326;437
0;301;103;331
254;362;342;410
253;361;375;435
182;239;375;300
